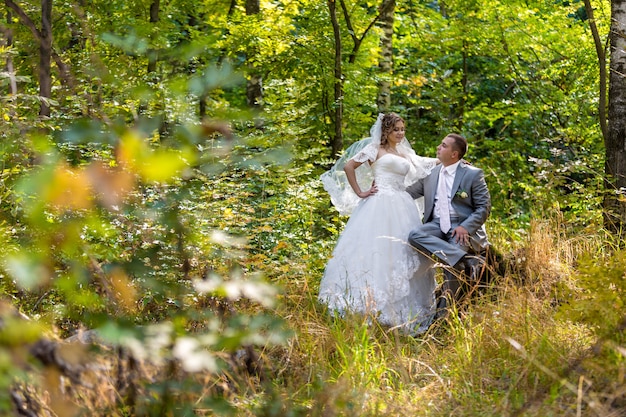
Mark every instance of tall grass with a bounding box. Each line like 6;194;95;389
270;214;624;416
7;198;625;416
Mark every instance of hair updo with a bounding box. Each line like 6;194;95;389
380;113;404;147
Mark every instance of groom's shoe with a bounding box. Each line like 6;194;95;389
433;296;449;321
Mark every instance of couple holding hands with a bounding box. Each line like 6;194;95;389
319;113;491;334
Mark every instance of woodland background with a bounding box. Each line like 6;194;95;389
1;0;626;416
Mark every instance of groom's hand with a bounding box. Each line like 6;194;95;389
451;225;469;246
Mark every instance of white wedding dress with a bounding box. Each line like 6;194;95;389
319;152;437;334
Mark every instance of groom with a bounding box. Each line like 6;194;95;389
406;133;491;308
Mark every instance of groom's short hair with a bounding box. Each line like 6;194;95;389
446;133;467;160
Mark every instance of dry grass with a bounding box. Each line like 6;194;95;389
9;215;626;416
269;215;622;417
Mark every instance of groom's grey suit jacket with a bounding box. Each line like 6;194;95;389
406;162;491;251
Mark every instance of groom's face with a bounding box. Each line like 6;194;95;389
436;137;458;166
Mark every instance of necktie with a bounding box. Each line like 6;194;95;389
437;168;451;233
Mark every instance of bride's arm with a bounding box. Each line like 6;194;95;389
344;159;378;198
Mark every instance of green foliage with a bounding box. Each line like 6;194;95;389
559;250;626;342
391;0;607;230
0;0;621;414
0;48;292;414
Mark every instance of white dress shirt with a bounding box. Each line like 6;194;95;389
435;160;461;218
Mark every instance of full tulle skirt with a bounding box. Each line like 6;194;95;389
318;189;436;334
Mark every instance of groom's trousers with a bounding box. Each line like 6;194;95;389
408;219;468;266
408;218;469;300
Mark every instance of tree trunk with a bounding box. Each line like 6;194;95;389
376;0;394;113
328;0;343;157
440;0;448;18
39;0;52;117
458;40;468;129
148;0;160;74
227;0;237;16
3;11;17;95
4;0;67;115
205;0;238;117
341;0;392;64
245;0;263;113
245;0;259;14
604;0;626;234
583;0;608;141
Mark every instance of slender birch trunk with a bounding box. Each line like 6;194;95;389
328;0;343;157
377;0;395;113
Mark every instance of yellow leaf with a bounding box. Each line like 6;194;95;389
117;130;148;171
43;163;93;211
273;241;288;253
140;149;189;183
109;268;137;312
117;131;195;183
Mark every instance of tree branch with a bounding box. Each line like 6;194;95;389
4;0;74;88
583;0;608;141
4;0;41;40
341;0;395;64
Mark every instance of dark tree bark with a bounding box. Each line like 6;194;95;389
245;0;259;14
439;0;448;17
604;0;626;234
148;0;160;74
39;0;52;116
5;0;75;115
328;0;344;158
245;0;263;114
227;0;237;16
328;0;392;156
376;0;395;112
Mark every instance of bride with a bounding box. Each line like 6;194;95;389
319;113;438;334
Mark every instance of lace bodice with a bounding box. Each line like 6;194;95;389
372;154;411;193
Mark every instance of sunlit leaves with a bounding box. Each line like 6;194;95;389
188;63;245;97
98;321;174;366
108;267;138;312
173;336;219;372
117;130;195;183
85;162;135;209
16;149;135;218
5;251;50;290
100;32;150;55
0;0;617;413
44;163;94;211
193;272;278;308
0;313;45;347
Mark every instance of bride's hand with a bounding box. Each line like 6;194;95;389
358;183;378;198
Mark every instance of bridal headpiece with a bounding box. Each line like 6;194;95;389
320;113;437;215
370;113;383;146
